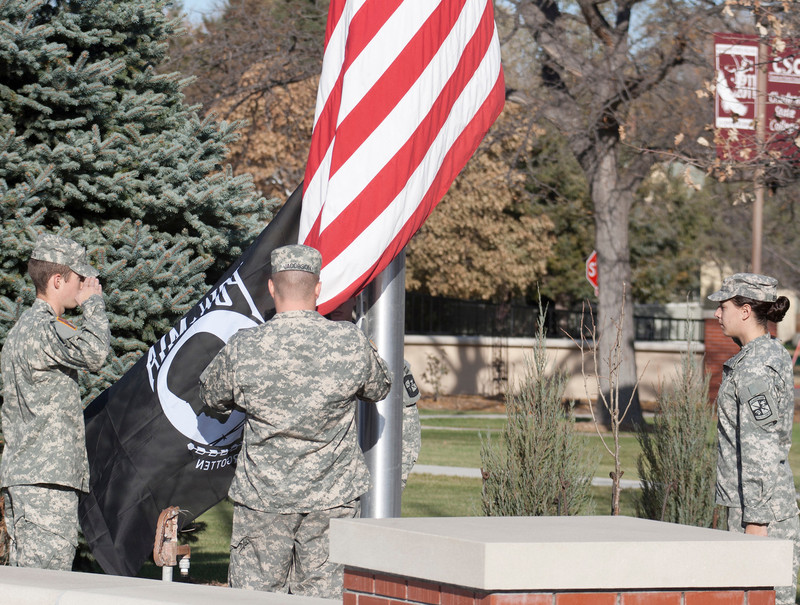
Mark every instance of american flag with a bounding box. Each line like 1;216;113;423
300;0;505;314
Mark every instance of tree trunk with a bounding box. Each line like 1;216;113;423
586;138;644;428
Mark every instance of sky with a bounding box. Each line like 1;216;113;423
179;0;222;23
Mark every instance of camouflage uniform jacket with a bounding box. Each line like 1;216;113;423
716;334;799;524
1;296;110;492
200;309;392;514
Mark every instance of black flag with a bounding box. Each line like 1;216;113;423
79;186;302;576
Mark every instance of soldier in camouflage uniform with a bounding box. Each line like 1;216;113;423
199;244;391;598
0;233;110;569
709;273;799;605
400;360;421;490
326;297;420;492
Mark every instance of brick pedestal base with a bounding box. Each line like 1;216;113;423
344;569;776;605
332;517;791;605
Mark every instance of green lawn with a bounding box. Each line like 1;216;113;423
417;428;489;467
402;474;484;517
401;474;639;518
418;415;644;481
419;413;800;493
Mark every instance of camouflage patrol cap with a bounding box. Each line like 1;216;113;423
30;233;98;278
708;273;778;302
271;244;321;276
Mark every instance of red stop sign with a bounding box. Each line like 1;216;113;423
586;250;598;292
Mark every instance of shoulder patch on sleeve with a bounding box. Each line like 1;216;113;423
403;367;421;406
743;378;778;428
747;393;775;425
54;316;78;340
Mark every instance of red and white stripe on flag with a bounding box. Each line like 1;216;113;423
299;0;505;315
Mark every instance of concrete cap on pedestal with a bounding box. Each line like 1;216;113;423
330;515;793;591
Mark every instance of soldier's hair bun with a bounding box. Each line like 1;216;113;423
765;296;790;324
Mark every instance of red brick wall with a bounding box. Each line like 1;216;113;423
343;569;775;605
703;318;777;402
703;318;740;403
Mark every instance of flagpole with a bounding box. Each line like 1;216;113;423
752;37;767;273
356;251;405;518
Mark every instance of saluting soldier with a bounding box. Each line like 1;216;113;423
709;273;800;605
1;233;110;569
200;244;391;598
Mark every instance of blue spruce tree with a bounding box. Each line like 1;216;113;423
0;0;275;401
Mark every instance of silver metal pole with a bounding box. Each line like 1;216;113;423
752;38;768;274
356;251;405;518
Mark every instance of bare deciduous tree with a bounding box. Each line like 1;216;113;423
573;295;644;515
500;0;737;424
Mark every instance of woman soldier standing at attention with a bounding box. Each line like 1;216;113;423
709;273;799;605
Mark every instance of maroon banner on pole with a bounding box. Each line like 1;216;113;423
714;33;759;161
715;32;800;162
765;42;800;162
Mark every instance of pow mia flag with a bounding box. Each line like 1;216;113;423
79;187;302;576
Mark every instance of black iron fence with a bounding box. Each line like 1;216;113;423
405;293;703;342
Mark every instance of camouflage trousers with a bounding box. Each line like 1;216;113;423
1;484;79;570
727;507;800;605
401;403;421;490
228;499;360;597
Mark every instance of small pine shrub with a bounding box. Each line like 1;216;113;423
480;309;595;516
635;347;717;526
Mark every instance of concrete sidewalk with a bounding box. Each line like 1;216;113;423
411;464;642;489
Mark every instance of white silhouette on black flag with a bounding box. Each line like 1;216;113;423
79;186;302;576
